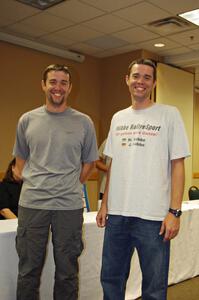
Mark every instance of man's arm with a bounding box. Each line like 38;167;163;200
159;158;185;241
95;157;109;173
15;156;26;179
96;160;112;227
79;162;95;184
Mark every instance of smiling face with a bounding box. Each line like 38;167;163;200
42;70;72;112
126;63;156;108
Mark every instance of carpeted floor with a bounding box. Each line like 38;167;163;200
167;276;199;300
137;276;199;300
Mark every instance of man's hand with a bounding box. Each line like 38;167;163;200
96;203;107;228
159;212;180;242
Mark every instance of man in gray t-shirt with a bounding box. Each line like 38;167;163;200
13;64;98;300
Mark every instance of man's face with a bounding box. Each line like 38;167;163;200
42;70;72;108
126;64;156;102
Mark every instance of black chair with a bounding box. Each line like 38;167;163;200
188;186;199;200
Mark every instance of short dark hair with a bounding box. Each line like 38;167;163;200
128;59;157;82
42;64;72;84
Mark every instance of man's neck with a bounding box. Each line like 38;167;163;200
46;103;68;113
131;98;154;110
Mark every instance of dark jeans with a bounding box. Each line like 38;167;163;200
16;206;84;300
101;215;170;300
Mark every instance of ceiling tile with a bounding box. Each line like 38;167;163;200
160;46;193;56
100;43;138;55
69;42;101;55
86;35;129;49
0;0;39;21
189;43;199;50
5;23;48;38
80;0;141;12
83;14;133;34
148;0;199;15
137;37;180;53
113;27;159;43
47;0;104;22
93;50;114;58
0;16;14;27
18;12;73;32
169;29;199;46
114;2;170;25
54;24;102;42
93;44;137;57
38;34;75;48
142;21;195;37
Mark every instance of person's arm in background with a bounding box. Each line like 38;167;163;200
79;162;95;184
159;158;185;241
95;157;109;173
0;208;17;219
96;139;108;173
96;160;112;227
15;156;26;179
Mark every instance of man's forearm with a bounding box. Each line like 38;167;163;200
170;158;185;209
15;156;26;179
101;160;112;207
79;162;95;184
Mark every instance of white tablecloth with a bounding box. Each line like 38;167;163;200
1;200;199;300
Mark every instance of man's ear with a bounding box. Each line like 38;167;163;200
41;80;46;91
125;75;129;86
153;80;157;89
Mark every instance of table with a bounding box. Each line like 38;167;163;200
1;201;199;300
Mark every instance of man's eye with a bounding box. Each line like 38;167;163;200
144;76;151;80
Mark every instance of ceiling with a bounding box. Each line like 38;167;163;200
1;0;199;87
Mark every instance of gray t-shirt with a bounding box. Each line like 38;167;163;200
13;106;98;210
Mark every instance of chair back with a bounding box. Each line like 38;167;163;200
188;186;199;200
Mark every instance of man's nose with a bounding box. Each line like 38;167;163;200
137;76;144;83
54;82;62;89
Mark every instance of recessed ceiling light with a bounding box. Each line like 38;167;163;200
154;43;165;48
178;9;199;26
16;0;66;10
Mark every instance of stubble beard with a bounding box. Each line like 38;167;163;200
48;94;65;107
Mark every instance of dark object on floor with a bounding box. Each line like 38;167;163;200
188;186;199;200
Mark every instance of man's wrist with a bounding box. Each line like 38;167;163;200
169;208;182;217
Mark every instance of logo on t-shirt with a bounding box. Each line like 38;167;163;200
116;123;161;147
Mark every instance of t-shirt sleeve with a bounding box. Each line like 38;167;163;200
13;115;30;160
169;107;190;160
104;117;114;158
81;118;98;163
